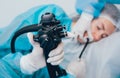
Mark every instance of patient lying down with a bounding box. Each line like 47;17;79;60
71;4;120;44
63;4;120;78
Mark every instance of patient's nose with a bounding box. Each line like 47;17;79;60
93;31;104;41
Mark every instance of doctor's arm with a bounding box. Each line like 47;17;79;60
20;33;64;74
0;33;64;78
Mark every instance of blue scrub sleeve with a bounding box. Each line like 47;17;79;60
0;4;72;58
0;52;50;78
0;52;23;78
100;0;120;4
0;52;75;78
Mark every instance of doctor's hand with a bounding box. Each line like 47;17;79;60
66;59;86;78
72;12;93;43
20;33;64;74
47;42;64;65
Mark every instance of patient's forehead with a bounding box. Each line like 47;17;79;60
92;17;115;27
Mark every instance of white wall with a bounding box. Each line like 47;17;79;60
0;1;120;28
0;0;76;27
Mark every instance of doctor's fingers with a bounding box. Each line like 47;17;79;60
27;33;40;46
47;51;64;65
50;57;64;65
48;42;64;57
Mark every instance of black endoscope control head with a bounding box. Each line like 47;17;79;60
33;12;68;78
11;12;67;78
33;12;67;49
40;12;60;26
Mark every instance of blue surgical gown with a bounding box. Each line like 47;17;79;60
0;4;73;78
0;52;74;78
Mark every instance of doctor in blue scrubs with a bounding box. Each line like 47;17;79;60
0;0;120;78
0;4;74;78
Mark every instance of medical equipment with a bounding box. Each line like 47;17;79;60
11;12;67;78
79;38;89;58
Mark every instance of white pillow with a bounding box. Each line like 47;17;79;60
85;31;120;78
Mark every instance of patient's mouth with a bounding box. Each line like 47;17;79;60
66;31;93;43
77;31;88;43
83;31;88;38
85;31;94;42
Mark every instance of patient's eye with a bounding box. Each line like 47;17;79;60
101;34;108;38
97;26;101;30
97;24;105;31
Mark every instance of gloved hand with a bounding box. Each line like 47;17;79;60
66;59;86;78
72;12;93;43
47;42;64;65
20;32;64;74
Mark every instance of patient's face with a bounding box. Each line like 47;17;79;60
91;17;115;42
